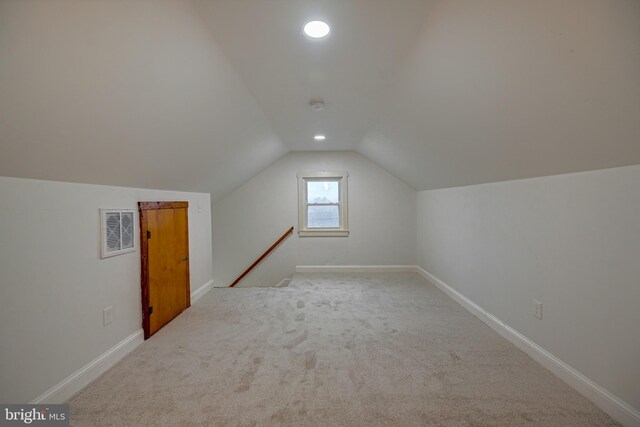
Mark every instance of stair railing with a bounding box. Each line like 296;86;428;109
229;226;294;288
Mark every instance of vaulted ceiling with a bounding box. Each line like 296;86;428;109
361;0;640;189
193;0;429;152
0;0;287;202
1;0;639;201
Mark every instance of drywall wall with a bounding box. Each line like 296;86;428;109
0;176;213;403
417;164;640;414
212;151;416;287
0;0;286;202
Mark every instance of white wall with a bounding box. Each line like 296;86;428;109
0;176;213;403
212;151;416;287
417;164;640;414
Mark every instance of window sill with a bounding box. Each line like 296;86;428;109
299;230;349;237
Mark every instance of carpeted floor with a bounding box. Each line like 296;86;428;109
69;273;619;426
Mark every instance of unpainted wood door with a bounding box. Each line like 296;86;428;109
139;202;190;338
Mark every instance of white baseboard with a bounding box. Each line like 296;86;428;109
191;279;215;303
276;277;291;287
211;281;228;288
31;329;143;404
30;278;214;404
295;265;417;273
415;266;640;427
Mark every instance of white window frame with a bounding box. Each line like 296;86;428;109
297;171;349;237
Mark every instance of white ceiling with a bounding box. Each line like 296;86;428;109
196;0;640;190
194;0;430;151
1;0;639;198
360;0;640;190
0;0;287;202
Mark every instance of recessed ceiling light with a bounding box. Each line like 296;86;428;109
304;21;330;38
314;135;326;141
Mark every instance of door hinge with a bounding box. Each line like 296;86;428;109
147;230;151;239
148;306;153;315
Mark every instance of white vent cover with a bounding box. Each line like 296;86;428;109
100;209;136;258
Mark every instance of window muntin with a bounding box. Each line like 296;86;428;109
297;171;348;237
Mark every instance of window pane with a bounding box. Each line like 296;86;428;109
307;205;340;228
307;181;339;204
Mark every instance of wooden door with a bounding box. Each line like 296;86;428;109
139;202;190;339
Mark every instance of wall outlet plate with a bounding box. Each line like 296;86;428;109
103;306;113;326
533;300;542;320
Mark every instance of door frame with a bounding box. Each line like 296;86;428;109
138;201;191;339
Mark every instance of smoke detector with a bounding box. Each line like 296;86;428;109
309;98;325;112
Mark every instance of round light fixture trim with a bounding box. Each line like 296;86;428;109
304;21;330;38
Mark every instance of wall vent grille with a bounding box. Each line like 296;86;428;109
101;209;136;258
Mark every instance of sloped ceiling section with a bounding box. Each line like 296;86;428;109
0;0;287;202
1;0;639;197
193;0;429;152
360;0;640;190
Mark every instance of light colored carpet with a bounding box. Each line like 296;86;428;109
69;273;619;426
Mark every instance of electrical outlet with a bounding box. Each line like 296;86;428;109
532;300;542;320
103;306;113;326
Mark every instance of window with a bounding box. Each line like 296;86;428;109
100;209;136;258
297;171;348;237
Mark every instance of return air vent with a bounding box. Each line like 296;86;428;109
100;209;136;258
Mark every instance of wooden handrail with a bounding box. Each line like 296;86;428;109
229;226;294;288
